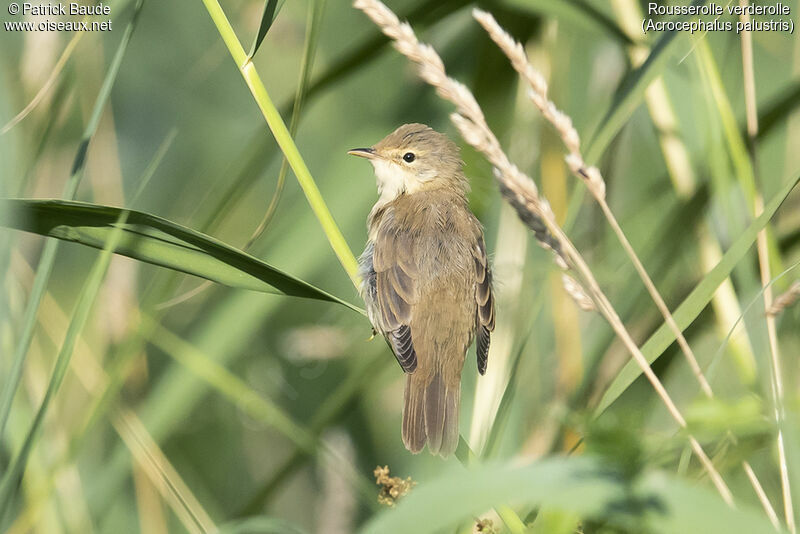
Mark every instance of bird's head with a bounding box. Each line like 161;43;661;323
348;123;467;201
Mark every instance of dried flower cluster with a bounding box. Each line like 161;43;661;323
474;517;500;533
374;465;416;506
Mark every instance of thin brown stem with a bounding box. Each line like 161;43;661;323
740;1;795;530
472;8;713;398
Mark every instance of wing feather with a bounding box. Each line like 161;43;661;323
390;326;417;372
373;222;419;374
473;238;495;375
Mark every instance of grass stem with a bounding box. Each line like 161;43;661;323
739;2;795;531
199;0;360;285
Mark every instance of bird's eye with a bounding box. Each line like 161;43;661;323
403;152;416;163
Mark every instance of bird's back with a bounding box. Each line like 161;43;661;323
360;187;483;455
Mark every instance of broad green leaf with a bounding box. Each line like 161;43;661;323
585;0;710;165
0;199;363;314
247;0;286;59
639;472;785;534
358;457;624;534
594;173;800;416
357;456;780;534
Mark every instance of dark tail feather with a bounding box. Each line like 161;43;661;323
402;371;460;457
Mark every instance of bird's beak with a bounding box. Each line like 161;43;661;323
347;147;377;159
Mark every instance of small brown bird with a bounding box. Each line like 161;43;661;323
349;123;495;457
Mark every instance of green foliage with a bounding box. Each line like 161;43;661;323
595;173;800;416
0;199;362;311
247;0;287;59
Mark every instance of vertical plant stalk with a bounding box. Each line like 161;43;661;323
478;5;784;525
353;0;734;507
4;248;219;534
198;0;359;285
243;0;327;251
156;0;327;309
0;123;171;524
468;204;528;452
114;408;216;534
740;2;795;531
472;9;712;396
132;463;169;534
610;0;757;384
0;0;145;445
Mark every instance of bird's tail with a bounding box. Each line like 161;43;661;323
402;370;460;457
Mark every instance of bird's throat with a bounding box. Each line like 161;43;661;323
372;159;415;206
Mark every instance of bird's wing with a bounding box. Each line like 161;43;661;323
473;237;494;375
372;219;419;373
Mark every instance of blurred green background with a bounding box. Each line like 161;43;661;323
1;0;800;532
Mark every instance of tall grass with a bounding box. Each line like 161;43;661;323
1;0;799;532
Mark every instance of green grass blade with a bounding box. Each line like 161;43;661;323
0;0;145;443
594;172;800;416
584;0;709;165
141;316;378;507
236;351;384;516
0;105;157;522
0;77;71;380
245;0;327;249
247;0;286;59
696;40;756;200
142;316;317;454
184;0;469;260
200;0;360;284
0;240;116;522
0;199;363;313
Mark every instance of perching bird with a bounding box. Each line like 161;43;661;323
348;123;495;457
